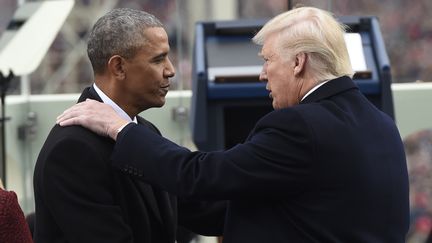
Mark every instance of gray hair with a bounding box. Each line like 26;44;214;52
253;7;354;81
87;8;163;74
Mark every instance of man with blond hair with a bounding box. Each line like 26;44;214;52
57;7;409;243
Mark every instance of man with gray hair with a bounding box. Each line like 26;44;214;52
34;8;225;243
57;6;409;242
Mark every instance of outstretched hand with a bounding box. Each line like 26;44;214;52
56;99;129;140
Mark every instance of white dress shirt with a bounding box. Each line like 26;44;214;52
92;83;138;124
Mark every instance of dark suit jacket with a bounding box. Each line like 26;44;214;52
111;76;409;243
33;87;225;243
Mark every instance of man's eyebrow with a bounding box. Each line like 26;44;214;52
151;52;168;60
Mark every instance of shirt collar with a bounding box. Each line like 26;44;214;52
301;80;330;102
92;83;137;124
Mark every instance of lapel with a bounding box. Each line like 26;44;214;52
78;86;102;103
152;189;177;241
136;116;177;240
300;76;358;104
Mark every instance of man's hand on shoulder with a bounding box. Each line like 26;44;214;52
56;99;129;140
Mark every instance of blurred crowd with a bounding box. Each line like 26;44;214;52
331;0;432;83
404;129;432;243
1;0;432;94
242;0;432;83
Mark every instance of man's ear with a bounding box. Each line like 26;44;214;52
107;55;126;80
293;52;307;76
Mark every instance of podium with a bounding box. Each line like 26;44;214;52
191;16;394;151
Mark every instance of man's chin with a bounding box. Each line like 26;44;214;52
138;101;165;111
155;100;166;108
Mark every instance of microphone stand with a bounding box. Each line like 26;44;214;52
0;70;14;187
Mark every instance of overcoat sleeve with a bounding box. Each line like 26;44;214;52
112;109;314;200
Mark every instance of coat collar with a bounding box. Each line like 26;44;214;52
77;86;102;103
300;76;358;104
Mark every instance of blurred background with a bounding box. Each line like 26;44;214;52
1;0;431;96
1;0;432;242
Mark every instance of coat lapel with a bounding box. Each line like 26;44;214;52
136;116;177;241
133;117;165;224
77;86;102;103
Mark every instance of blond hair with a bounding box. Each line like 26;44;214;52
253;7;354;81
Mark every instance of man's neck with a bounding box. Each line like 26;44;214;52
93;83;137;123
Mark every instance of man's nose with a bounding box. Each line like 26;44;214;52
165;59;175;78
259;68;267;82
